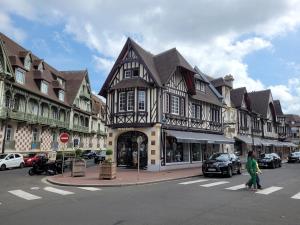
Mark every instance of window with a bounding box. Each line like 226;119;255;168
138;91;145;111
15;69;25;84
124;70;131;78
133;68;139;77
166;137;189;163
57;77;65;88
191;104;196;118
191;104;202;119
41;81;48;94
24;55;31;70
165;94;170;113
267;122;272;132
32;128;39;142
6;125;13;141
126;91;134;111
180;98;185;116
195;80;205;92
119;92;126;111
58;90;64;101
171;96;180;115
211;108;220;123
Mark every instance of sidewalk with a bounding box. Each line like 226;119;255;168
47;166;202;187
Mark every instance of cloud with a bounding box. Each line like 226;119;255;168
0;11;26;42
92;55;114;74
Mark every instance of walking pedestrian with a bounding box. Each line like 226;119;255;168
255;157;262;189
245;151;257;190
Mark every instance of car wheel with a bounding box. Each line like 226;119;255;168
0;164;6;171
203;172;208;177
28;168;35;176
19;162;25;169
272;162;276;169
227;167;233;177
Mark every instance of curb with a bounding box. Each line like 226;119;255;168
46;174;202;187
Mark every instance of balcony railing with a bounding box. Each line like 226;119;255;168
73;124;89;133
4;140;15;150
25;114;38;123
8;111;26;120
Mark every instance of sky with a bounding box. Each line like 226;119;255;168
0;0;300;114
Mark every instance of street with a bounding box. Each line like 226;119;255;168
0;163;300;225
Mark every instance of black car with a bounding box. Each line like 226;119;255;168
202;153;242;177
288;151;300;163
257;153;281;169
94;150;107;164
82;151;97;159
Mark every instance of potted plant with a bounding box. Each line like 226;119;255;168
99;149;116;180
71;149;86;177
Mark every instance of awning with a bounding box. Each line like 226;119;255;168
166;130;234;144
235;135;262;146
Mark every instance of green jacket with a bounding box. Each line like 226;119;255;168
246;157;257;175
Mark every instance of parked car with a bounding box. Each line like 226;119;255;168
82;151;97;159
0;153;25;170
23;153;47;167
202;153;241;177
288;151;300;163
94;150;107;164
257;153;281;169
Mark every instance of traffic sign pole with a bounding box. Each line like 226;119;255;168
59;133;70;177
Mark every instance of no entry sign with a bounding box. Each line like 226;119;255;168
60;133;69;143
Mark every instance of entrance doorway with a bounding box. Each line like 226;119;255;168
117;131;148;169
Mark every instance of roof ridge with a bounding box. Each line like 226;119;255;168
154;47;177;57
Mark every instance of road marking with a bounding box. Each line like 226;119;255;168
200;181;230;187
225;184;247;190
77;187;101;191
179;179;209;185
30;187;40;190
44;187;74;195
256;186;283;195
291;192;300;199
8;190;42;200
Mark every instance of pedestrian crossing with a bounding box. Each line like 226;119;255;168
178;178;300;200
4;186;102;203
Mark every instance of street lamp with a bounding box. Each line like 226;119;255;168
136;136;143;182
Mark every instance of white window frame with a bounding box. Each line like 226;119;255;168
127;91;134;111
191;104;196;118
24;55;31;70
41;81;48;94
200;82;205;92
171;96;180;115
138;90;145;111
165;94;170;113
15;69;25;84
58;90;65;101
124;70;132;79
119;92;126;112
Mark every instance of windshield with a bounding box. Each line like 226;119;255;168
209;153;229;161
0;154;7;159
262;154;272;159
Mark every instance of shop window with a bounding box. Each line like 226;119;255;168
166;137;189;163
192;143;203;162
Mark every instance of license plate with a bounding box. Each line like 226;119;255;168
208;168;216;172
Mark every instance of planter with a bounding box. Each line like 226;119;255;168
71;159;86;177
99;162;116;180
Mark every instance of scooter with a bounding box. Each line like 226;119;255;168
28;156;62;176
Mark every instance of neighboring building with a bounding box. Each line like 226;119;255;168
0;32;106;153
285;114;300;147
99;38;233;171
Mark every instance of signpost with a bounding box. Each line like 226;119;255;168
59;133;69;176
137;136;143;182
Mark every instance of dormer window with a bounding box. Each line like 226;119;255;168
41;81;48;94
57;77;65;88
195;80;205;92
124;70;132;79
38;63;43;72
15;68;25;84
58;90;65;101
24;55;31;70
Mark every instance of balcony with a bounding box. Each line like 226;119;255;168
79;91;91;99
4;140;15;150
8;110;26;121
73;124;89;133
97;129;107;136
25;114;38;124
31;141;41;150
0;108;7;119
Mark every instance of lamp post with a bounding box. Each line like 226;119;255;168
137;136;143;182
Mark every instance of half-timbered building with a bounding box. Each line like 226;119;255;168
0;32;107;154
99;38;233;171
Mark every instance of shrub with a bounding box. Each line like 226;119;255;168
75;149;82;159
106;149;113;156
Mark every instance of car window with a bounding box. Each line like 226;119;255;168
209;153;229;161
8;154;14;160
0;154;7;159
15;154;21;158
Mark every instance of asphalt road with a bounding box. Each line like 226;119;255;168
0;162;300;225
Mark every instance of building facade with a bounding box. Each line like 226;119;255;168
0;33;106;154
99;38;233;171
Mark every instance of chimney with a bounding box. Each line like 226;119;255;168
224;74;234;88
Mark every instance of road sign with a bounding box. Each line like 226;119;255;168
60;133;69;143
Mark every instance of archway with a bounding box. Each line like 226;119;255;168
117;131;148;169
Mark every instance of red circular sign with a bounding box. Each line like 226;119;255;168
60;133;69;143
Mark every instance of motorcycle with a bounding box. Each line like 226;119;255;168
28;156;63;176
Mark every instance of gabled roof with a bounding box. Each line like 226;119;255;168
230;87;247;108
248;89;272;118
99;38;196;97
91;94;105;115
273;100;284;116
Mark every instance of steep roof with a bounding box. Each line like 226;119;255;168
99;38;196;97
273;100;284;116
0;32;88;108
248;89;271;117
230;87;247;108
91;94;105;115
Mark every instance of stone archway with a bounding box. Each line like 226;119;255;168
117;131;148;169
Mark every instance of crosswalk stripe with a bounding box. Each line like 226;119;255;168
179;179;209;185
44;187;74;195
291;192;300;199
256;186;283;195
8;190;42;200
200;181;229;187
77;187;101;191
225;184;246;190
